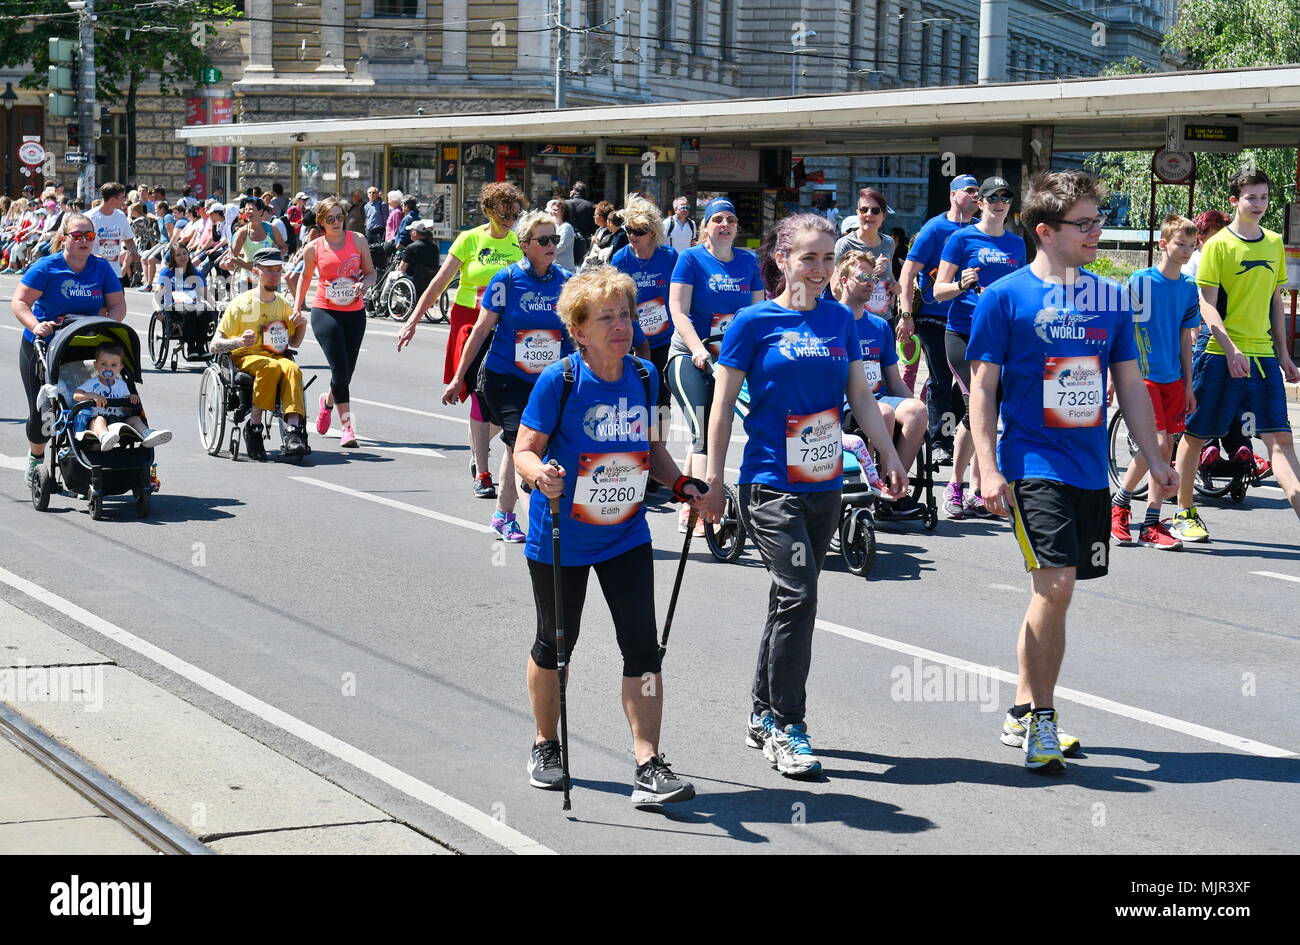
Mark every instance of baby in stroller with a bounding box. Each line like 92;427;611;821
73;343;172;450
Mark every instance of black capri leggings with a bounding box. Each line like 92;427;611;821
310;307;366;405
665;353;714;454
528;542;660;678
18;337;47;445
917;319;959;442
945;328;1000;430
480;369;534;450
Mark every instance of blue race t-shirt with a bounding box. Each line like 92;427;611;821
719;298;862;492
967;266;1138;490
1126;266;1200;384
906;212;967;323
19;253;122;342
939;225;1026;335
854;312;899;398
482;261;575;382
669;244;761;357
613;243;678;350
522;354;658;565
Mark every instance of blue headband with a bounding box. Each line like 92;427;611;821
703;197;736;222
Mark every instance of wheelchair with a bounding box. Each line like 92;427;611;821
148;297;222;372
197;348;317;463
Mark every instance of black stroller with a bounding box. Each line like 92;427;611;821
31;317;158;519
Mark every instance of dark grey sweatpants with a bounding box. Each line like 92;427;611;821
739;483;842;728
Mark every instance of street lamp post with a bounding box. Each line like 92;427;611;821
68;0;97;200
2;81;16;199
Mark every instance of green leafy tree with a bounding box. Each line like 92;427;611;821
0;1;240;180
1084;11;1298;230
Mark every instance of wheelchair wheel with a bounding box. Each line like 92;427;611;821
1230;478;1248;504
1107;410;1148;499
386;276;418;322
89;490;104;521
148;311;170;370
1194;462;1234;500
839;508;876;577
31;465;52;512
704;484;745;562
197;365;226;456
921;504;939;531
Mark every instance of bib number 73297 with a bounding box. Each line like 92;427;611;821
785;408;843;484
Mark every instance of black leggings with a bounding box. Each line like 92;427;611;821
18;337;46;445
528;542;660;678
917;319;959;444
310;307;366;404
666;353;715;454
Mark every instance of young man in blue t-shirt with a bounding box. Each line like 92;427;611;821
968;171;1173;773
1110;215;1200;550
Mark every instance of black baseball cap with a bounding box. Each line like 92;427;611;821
979;177;1014;199
252;247;285;267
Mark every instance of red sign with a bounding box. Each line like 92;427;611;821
185;97;207;126
209;97;234;164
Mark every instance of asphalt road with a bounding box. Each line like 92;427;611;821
2;273;1297;855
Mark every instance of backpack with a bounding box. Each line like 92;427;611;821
665;216;697;244
548;352;652;446
571;229;590;266
280;214;299;256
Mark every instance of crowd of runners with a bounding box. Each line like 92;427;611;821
8;164;1299;806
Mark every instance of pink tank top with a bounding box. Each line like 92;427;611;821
312;232;365;311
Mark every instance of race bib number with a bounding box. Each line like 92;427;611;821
636;297;670;337
1043;355;1103;428
571;451;649;525
514;329;563;374
863;359;883;394
707;312;735;359
98;241;121;260
785;408;843;483
263;320;290;354
865;281;890;316
326;278;357;303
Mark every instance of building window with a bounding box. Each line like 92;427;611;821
372;0;419;15
850;0;865;70
918;21;930;85
959;33;971;83
720;0;734;60
691;2;705;56
873;0;889;71
657;0;674;49
939;26;951;83
898;7;910;82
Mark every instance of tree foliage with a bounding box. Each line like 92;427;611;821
1083;3;1298;230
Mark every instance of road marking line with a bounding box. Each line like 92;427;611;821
292;476;496;534
814;618;1296;758
0;564;552;855
322;428;445;459
0;452;27;470
1251;570;1300;585
351;396;469;426
988;583;1024;593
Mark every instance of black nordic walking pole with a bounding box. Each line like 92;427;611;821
658;509;696;662
547;466;573;810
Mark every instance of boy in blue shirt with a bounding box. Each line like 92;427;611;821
968;171;1172;773
1110;215;1200;549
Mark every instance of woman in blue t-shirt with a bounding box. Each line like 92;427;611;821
444;210;574;541
665;196;764;536
10;212;126;486
513;266;707;808
701;213;908;779
933;177;1026;520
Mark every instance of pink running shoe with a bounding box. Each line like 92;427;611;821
315;393;332;436
339;425;359;448
1198;444;1220;470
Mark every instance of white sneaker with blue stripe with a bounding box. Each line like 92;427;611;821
763;722;823;778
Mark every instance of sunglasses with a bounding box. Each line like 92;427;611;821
850;270;876;283
857;206;884;215
625;227;650;237
65;231;96;242
322;214;343;223
983;193;1013;204
525;235;561;246
960;187;980;195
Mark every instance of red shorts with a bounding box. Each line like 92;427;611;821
1144;378;1187;434
443;301;480;385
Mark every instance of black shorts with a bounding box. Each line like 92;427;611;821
1007;479;1110;580
480;369;535;449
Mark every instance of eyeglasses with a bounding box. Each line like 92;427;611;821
983;193;1013;204
625;227;650;237
525;235;562;246
961;187;980;196
1047;213;1108;234
65;231;96;243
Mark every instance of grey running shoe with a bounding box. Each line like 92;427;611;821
746;712;776;749
631;754;695;809
1000;710;1080;756
944;481;966;518
527;739;565;790
1023;711;1066;772
763;723;823;778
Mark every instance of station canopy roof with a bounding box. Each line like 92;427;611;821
177;65;1300;156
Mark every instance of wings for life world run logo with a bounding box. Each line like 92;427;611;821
977;246;1015;266
797;414;840;444
1034;307;1104;344
706;272;746;294
1055;362;1100;388
478;246;519;268
587;457;641;485
60;278;101;301
517;290;559;314
777;331;843;360
582;400;650;441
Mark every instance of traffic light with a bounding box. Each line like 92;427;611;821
67;122;80;150
47;37;76;118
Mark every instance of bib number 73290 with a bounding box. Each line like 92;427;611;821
1042;355;1103;428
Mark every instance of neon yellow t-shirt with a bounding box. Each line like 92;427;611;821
1195;226;1286;357
217;290;295;357
448;225;522;310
